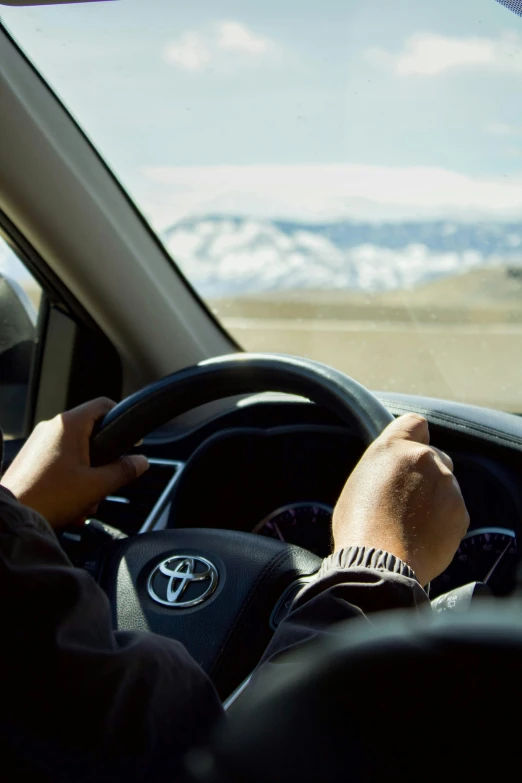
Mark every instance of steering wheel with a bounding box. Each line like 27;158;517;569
89;353;393;699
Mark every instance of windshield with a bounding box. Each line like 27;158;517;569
3;0;522;412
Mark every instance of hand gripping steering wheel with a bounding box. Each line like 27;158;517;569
89;353;393;699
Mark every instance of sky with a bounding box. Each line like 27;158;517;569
2;0;522;228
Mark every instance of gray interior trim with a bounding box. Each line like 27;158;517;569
34;307;76;422
139;458;185;533
223;673;253;711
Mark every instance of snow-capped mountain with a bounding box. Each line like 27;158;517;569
163;216;522;298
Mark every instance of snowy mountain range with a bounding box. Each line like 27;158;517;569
163;216;522;298
2;215;522;300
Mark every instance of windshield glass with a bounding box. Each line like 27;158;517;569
3;0;522;411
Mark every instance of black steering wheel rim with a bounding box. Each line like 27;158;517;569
90;353;393;466
92;353;394;698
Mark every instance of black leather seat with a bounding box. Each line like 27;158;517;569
184;604;522;783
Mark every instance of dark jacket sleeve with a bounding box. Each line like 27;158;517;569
257;546;430;667
0;485;223;781
0;481;428;780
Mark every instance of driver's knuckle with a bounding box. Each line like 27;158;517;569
412;445;434;468
404;413;428;429
413;444;430;460
119;455;137;483
93;396;114;412
36;417;55;433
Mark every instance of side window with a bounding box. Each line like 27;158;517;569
0;236;43;440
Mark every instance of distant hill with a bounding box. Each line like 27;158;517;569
212;265;522;325
162;215;522;298
380;264;522;309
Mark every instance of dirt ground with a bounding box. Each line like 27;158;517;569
210;266;522;413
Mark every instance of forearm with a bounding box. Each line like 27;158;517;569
0;486;223;776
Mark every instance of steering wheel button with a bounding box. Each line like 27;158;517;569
271;580;314;629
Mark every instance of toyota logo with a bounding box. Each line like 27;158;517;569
147;555;218;608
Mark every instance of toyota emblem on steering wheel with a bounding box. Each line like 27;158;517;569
147;555;219;608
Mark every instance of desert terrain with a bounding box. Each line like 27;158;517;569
209;265;522;412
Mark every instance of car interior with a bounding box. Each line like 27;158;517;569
2;0;522;712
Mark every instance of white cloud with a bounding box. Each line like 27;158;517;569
506;145;522;158
216;21;272;55
164;21;275;71
486;122;522;136
366;32;522;77
164;32;211;71
138;163;522;230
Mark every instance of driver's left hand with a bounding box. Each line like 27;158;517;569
1;398;149;529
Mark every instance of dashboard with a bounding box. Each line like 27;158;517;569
95;392;522;599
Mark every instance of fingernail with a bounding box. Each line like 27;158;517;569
134;455;149;475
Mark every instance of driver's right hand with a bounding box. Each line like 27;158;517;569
332;413;469;586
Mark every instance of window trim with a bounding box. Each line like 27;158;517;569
0;213;122;432
0;208;98;328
